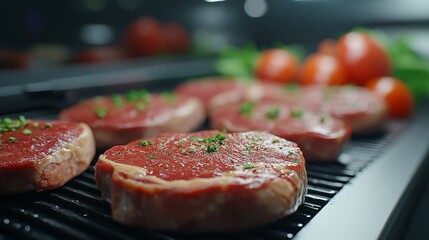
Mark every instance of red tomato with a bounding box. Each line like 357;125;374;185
0;51;30;69
163;22;190;54
123;17;164;57
73;47;124;64
365;77;414;119
318;39;337;56
300;53;347;86
254;48;300;83
337;32;392;86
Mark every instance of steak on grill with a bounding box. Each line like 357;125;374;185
249;83;387;134
210;100;351;161
95;130;307;232
175;78;248;112
59;91;205;148
0;118;95;194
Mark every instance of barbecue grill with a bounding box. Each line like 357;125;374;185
2;0;429;238
1;57;428;240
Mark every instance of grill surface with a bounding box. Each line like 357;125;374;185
0;109;404;240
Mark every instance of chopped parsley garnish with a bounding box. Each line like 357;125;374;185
112;94;123;107
139;141;152;146
32;122;39;128
94;107;107;119
135;102;148;111
45;123;53;128
196;133;226;144
22;129;32;135
238;102;255;117
250;137;263;142
214;133;226;143
149;155;155;159
287;150;297;158
192;165;197;169
161;92;176;105
8;137;18;143
272;139;280;143
0;115;27;133
265;107;280;120
176;140;185;147
189;133;226;153
283;83;299;92
319;116;326;123
94;96;103;103
19;115;26;126
126;89;150;101
189;145;197;153
291;110;303;118
243;163;254;169
292;159;300;164
207;144;219;153
181;150;189;155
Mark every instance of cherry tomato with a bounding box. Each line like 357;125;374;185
254;48;299;83
337;31;392;86
300;53;347;86
317;39;337;56
365;77;414;119
0;51;30;69
123;17;164;57
163;22;190;54
73;47;124;64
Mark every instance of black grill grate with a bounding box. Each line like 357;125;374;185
0;110;404;240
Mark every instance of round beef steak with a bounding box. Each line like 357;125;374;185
60;91;205;148
175;78;248;112
211;100;351;161
95;130;307;232
0;118;95;194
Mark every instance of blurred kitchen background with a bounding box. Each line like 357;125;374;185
0;0;428;70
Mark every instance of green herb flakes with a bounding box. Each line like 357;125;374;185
45;123;53;128
135;102;148;111
265;106;280;120
112;94;123;107
283;83;299;92
0;115;27;133
161;92;176;105
207;144;219;153
287;150;297;158
179;140;185;147
291;110;303;118
238;102;255;117
243;163;254;169
189;145;197;154
94;96;103;103
139;141;152;147
8;137;18;143
32;122;39;128
22;129;32;135
94;107;107;119
272;139;280;143
126;89;150;101
292;159;300;164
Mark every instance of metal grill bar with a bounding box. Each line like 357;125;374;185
0;110;403;239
